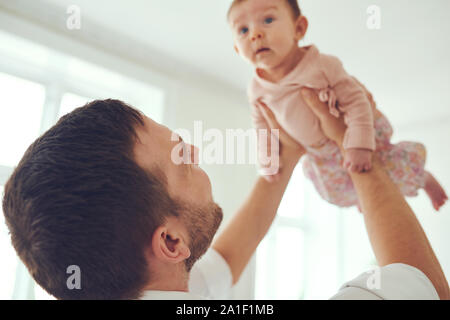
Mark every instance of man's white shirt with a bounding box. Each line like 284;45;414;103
140;249;232;300
140;249;439;300
330;263;439;300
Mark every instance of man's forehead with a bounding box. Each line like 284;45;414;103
134;116;173;168
142;116;174;142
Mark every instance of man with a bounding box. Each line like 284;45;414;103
2;87;448;300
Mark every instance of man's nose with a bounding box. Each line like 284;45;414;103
186;144;200;165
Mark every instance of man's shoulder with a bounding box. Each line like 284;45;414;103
188;248;233;300
139;290;206;300
330;263;439;300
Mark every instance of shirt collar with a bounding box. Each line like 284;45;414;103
139;290;206;300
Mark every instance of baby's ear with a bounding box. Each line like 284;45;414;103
234;45;240;55
295;15;309;41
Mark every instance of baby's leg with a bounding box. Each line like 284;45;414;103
423;171;448;211
374;114;447;211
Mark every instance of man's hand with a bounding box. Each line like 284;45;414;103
301;87;374;173
300;88;347;148
258;102;305;182
344;148;373;173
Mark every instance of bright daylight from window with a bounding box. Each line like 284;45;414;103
0;72;45;168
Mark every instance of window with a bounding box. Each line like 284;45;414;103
0;30;165;300
0;185;19;300
255;163;375;299
59;92;93;119
0;70;46;300
255;223;305;299
0;72;45;167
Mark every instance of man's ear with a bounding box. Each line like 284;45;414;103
295;16;309;42
151;221;191;264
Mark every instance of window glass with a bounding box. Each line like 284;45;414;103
0;72;45;167
58;91;164;124
34;282;55;300
63;56;165;123
256;169;375;299
0;185;19;299
255;223;305;299
278;164;306;219
58;92;92;118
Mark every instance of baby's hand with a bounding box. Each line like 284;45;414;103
344;148;373;173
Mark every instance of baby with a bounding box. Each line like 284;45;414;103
227;0;448;210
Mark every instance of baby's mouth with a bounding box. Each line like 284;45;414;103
256;47;270;55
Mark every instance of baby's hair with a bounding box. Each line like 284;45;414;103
227;0;302;21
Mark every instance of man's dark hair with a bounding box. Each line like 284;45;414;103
2;99;177;299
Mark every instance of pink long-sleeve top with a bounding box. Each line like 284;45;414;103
248;45;375;153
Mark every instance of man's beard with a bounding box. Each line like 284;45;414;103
179;201;223;272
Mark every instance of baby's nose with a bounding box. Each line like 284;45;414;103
251;30;264;41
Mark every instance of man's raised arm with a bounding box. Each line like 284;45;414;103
301;87;449;300
212;104;305;285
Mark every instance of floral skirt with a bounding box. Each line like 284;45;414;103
302;115;427;207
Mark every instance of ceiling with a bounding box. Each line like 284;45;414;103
3;0;450;126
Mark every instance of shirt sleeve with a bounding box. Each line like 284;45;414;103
319;54;376;151
188;248;233;300
330;263;439;300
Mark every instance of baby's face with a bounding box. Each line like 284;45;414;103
229;0;302;70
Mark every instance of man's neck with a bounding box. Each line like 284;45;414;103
257;46;306;83
143;265;190;292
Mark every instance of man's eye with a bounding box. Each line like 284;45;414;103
264;17;274;24
240;27;249;35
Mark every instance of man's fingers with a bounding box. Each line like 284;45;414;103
301;87;347;146
300;87;330;119
258;102;278;130
258;101;306;153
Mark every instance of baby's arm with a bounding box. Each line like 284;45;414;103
345;148;373;172
320;54;376;172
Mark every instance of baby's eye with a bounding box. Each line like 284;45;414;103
240;27;249;35
264;17;274;24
